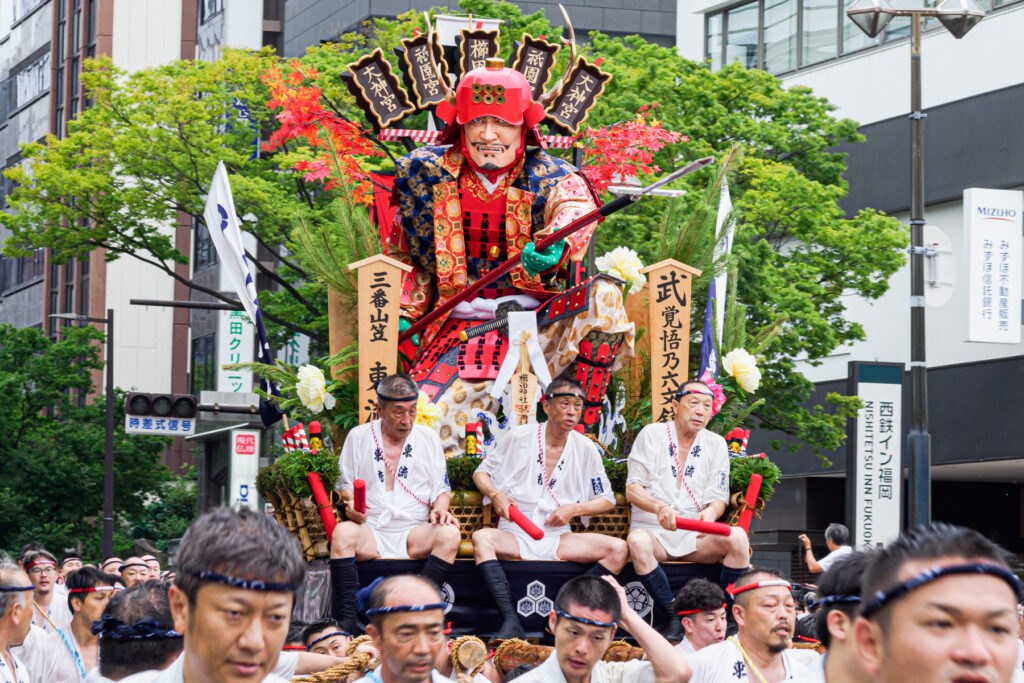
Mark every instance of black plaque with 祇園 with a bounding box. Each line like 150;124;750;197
398;33;450;110
458;28;500;76
544;57;611;135
344;48;416;130
511;34;560;100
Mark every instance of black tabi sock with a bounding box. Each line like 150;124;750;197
584;562;614;578
638;566;675;609
329;557;360;634
420;554;455;587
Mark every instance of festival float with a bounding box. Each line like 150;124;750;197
239;5;781;660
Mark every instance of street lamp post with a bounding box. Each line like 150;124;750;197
845;0;984;528
51;309;115;557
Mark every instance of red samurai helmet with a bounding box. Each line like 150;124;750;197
436;59;547;148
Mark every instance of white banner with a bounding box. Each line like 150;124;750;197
216;308;254;393
963;188;1022;343
229;429;261;510
852;364;902;549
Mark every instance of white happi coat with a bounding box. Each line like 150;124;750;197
688;639;819;683
337;421;450;532
476;423;614;559
150;654;287;683
626;423;730;557
515;650;656;683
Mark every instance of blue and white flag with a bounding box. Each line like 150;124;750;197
203;161;282;425
698;177;734;379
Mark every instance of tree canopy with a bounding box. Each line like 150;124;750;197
1;0;908;459
0;325;179;558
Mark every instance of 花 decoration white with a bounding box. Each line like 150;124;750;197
721;348;761;393
416;391;442;430
595;246;646;295
295;364;337;414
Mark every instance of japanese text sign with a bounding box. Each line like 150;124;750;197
544;57;611;134
963;188;1022;343
124;416;196;436
399;34;450;110
512;34;560;100
846;362;903;549
641;260;701;423
348;254;413;423
217;309;253;393
345;48;416;129
459;28;500;74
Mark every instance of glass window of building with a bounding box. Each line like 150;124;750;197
707;12;723;71
763;0;797;74
802;0;839;65
725;2;760;69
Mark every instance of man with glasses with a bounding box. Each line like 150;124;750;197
329;374;461;635
625;379;751;641
471;376;628;639
22;550;71;634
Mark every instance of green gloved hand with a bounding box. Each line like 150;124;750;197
398;317;419;347
521;239;567;277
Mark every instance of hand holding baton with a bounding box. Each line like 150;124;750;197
675;517;732;537
353;479;367;514
306;473;337;542
508;504;545;540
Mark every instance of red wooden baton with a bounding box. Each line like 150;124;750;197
306;472;337;542
353;479;367;514
737;474;763;533
508;504;545;540
675;517;732;537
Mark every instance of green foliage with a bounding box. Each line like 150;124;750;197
728;456;782;505
127;472;198;550
445;456;483;493
602;458;628;496
257;447;340;500
0;326;174;559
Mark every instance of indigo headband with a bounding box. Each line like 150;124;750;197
553;606;617;629
0;585;33;593
91;615;181;641
808;594;860;611
364;602;446;617
190;570;302;592
375;387;419;402
543;392;585;401
306;631;351;650
861;563;1023;620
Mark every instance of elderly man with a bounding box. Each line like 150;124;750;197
472;376;628;639
798;524;852;576
853;523;1021;683
625;379;750;640
791;552;871;683
687;570;819;682
0;557;34;683
330;373;461;635
154;507;307;683
353;575;448;683
22;550;71;634
119;559;149;591
140;557;161;584
515;575;689;683
389;58;632;452
672;578;728;655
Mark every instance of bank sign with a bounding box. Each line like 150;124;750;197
846;362;903;549
964;188;1022;344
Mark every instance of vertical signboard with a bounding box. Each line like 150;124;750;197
963;188;1022;343
641;259;702;423
348;254;413;423
217;309;254;392
846;362;903;549
229;428;261;511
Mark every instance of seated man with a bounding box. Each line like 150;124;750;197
853;523;1021;683
625;379;750;640
472;376;628;639
687;569;818;682
330;374;461;634
516;575;689;683
672;578;727;655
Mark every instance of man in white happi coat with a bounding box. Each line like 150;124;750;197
625;379;750;641
671;578;727;656
514;575;689;683
471;376;628;639
687;570;819;683
22;550;71;634
330;374;462;635
0;561;34;683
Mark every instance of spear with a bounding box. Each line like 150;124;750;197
398;157;715;344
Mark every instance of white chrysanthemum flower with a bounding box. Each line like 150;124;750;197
416;391;442;430
295;364;336;414
721;348;761;393
595;246;646;295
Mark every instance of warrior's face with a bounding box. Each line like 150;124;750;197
463;116;522;171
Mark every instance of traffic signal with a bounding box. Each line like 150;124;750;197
124;392;197;418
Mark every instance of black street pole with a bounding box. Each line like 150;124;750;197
907;16;931;529
103;308;115;558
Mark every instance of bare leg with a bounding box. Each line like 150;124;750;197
556;533;629;574
329;521;381;561
471;528;524;563
406;523;462;563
